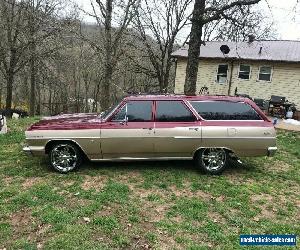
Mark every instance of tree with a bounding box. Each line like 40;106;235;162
0;0;69;114
0;0;29;110
184;0;262;95
132;0;192;93
202;6;277;42
87;0;139;110
25;0;70;116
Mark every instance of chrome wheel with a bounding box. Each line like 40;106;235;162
50;144;79;173
200;148;227;172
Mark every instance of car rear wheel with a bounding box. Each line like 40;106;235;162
49;143;82;173
195;148;228;175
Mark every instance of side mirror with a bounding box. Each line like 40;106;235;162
119;116;128;125
100;111;104;117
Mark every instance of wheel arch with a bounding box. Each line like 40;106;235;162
193;147;237;159
45;139;89;160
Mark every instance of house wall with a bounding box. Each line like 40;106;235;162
174;58;300;107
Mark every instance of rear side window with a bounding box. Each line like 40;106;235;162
190;101;262;120
111;101;152;122
156;101;196;122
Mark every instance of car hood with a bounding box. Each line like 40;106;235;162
27;113;101;130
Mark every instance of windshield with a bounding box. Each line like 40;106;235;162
100;102;121;120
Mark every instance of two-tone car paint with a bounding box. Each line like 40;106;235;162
24;95;276;163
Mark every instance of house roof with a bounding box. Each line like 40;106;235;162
172;40;300;63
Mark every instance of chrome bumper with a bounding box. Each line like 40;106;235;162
268;147;277;157
23;146;32;155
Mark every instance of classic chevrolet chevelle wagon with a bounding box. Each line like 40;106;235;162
23;95;277;174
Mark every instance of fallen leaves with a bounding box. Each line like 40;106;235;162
83;217;91;223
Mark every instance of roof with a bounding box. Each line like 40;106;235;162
172;40;300;63
125;94;248;102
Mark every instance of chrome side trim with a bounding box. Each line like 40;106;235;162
268;147;277;157
174;137;201;139
202;137;276;139
174;137;275;139
27;136;276;140
200;120;265;122
90;157;193;162
23;146;45;155
26;137;97;140
23;146;32;155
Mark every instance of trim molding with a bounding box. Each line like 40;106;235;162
90;157;193;162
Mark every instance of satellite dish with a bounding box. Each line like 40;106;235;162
220;45;230;55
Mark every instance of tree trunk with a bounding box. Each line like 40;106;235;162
0;80;2;108
84;82;89;113
101;70;112;110
62;86;68;113
184;0;206;95
100;0;113;111
36;78;41;115
157;73;164;93
163;59;173;93
5;70;14;110
29;3;36;117
48;88;52;115
93;81;101;112
29;55;36;116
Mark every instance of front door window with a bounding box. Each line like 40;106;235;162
111;101;153;122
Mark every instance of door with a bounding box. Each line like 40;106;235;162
100;100;155;159
154;100;202;158
189;100;274;156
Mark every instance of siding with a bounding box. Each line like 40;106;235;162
175;58;300;107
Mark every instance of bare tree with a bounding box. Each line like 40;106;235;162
25;0;72;116
184;0;262;95
0;0;30;110
203;6;277;42
87;0;139;110
0;0;71;114
132;0;192;93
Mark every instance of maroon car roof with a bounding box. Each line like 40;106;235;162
124;95;247;102
123;95;270;122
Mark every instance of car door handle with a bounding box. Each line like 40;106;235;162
142;128;153;130
189;127;199;131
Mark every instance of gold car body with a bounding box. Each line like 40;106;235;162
23;95;277;160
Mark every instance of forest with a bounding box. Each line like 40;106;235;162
0;0;279;116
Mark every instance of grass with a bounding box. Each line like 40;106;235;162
0;118;299;249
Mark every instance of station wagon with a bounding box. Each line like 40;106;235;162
23;95;277;174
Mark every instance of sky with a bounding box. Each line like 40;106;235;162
75;0;300;41
264;0;300;40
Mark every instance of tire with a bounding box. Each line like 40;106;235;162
195;148;228;175
49;142;82;173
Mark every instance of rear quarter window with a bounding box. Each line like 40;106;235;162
190;101;262;120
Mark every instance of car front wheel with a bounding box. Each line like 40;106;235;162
195;148;228;175
49;143;82;173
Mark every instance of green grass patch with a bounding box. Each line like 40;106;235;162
0;119;299;249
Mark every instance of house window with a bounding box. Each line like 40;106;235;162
238;65;251;80
258;66;272;81
216;65;228;84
